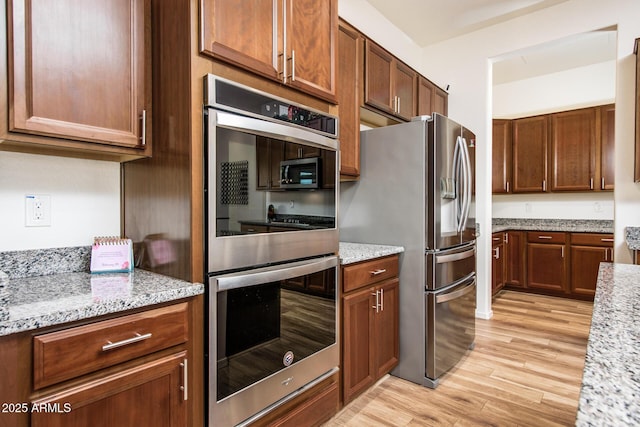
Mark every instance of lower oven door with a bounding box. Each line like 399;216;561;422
425;275;476;387
208;256;339;426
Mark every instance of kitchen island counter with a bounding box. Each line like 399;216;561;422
576;262;640;426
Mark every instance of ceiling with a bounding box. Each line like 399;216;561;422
362;0;617;84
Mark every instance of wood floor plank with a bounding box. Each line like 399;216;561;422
324;291;593;426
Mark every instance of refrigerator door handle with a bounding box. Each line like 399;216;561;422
459;137;473;233
435;278;476;304
453;136;463;230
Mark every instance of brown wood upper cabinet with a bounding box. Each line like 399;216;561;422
550;107;597;192
495;104;614;194
200;0;338;103
512;115;549;193
492;119;513;193
337;20;363;179
3;0;151;160
417;76;448;117
364;40;417;121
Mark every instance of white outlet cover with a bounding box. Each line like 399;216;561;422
25;194;52;227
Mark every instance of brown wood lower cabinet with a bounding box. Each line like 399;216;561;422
570;233;614;298
31;351;187;427
499;229;612;300
505;231;525;288
526;231;568;293
0;298;200;427
491;233;505;296
341;255;399;404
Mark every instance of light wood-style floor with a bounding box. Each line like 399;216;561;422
325;290;594;427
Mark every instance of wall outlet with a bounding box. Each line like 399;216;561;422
25;194;51;227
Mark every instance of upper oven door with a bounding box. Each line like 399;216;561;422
205;108;339;273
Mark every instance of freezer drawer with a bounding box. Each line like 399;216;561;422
426;243;476;291
425;277;476;387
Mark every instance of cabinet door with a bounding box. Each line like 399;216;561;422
600;104;615;190
570;245;608;298
512;116;548;193
373;279;399;378
505;231;525;288
417;77;448;117
364;40;394;115
491;235;505;295
200;0;281;81
417;77;435;116
393;62;417;121
31;352;188;427
342;288;375;404
284;0;337;102
527;243;567;293
9;0;148;148
337;22;363;177
492;120;513;194
433;87;448;116
550;108;597;191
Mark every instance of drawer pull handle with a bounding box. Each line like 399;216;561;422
601;238;614;242
538;236;552;239
102;332;152;351
370;269;387;276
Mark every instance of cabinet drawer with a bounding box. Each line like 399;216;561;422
570;233;614;247
527;231;566;244
342;255;399;293
33;303;189;389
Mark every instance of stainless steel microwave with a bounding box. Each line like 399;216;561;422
280;157;320;189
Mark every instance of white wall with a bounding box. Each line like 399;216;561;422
493;60;616;119
0;151;120;251
340;0;640;320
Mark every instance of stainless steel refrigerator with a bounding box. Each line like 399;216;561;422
340;113;477;388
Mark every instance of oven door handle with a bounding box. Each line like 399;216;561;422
435;278;476;304
212;109;338;151
213;256;338;292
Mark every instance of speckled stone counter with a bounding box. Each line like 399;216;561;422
576;263;640;426
492;218;614;234
625;227;640;251
0;246;204;337
339;242;404;265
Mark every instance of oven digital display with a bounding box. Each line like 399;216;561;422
215;267;336;401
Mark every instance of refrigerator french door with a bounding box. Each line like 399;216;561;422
427;113;476;251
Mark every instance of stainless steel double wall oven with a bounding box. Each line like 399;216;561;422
203;74;340;426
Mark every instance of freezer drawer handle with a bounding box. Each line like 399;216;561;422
435;280;476;304
435;247;476;264
370;268;387;276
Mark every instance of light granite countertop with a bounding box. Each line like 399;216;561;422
626;227;640;250
492;218;614;234
576;263;640;426
0;247;203;337
339;242;404;265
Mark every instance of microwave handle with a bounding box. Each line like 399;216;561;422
281;165;289;184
